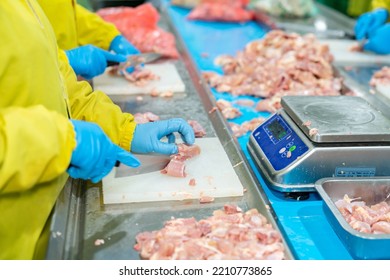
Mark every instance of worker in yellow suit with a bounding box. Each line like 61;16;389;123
354;0;390;54
36;0;141;79
0;0;195;259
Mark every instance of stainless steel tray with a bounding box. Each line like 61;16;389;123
315;177;390;260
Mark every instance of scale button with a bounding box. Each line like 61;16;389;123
286;151;292;158
289;145;296;152
286;142;294;148
279;147;286;154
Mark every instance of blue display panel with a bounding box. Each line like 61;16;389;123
252;114;309;171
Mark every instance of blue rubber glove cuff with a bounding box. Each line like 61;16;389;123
131;118;195;155
65;45;126;79
355;8;389;40
68;120;140;183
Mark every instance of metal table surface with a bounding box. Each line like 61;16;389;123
46;1;295;260
159;0;388;260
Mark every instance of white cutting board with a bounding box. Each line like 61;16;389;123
93;63;185;95
320;39;390;64
102;137;244;204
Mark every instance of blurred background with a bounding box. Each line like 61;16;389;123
81;0;372;18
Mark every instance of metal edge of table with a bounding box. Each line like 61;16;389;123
46;178;86;259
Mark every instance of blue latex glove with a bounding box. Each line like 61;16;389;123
110;35;140;56
355;8;389;40
363;23;390;54
131;118;196;155
109;35;141;74
66;44;126;80
68;120;140;183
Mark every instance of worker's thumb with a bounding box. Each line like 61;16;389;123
115;146;141;168
362;39;376;53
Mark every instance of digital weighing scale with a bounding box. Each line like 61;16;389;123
248;96;390;192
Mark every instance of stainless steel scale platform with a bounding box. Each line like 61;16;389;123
248;96;390;192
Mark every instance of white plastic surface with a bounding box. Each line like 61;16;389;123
93;63;185;95
102;137;244;204
320;39;390;64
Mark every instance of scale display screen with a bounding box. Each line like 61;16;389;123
267;119;288;141
252;113;309;171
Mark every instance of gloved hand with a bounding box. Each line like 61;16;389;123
363;23;390;54
110;35;140;56
355;8;389;40
66;44;126;80
109;35;141;74
68;120;140;183
131;118;196;155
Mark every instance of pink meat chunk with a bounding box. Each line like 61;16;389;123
161;158;186;177
176;143;201;160
134;112;160;124
216;99;242;120
370;66;390;87
108;65;160;86
188;120;206;137
134;204;286;260
203;30;343;113
335;194;390;234
97;4;179;58
187;0;254;23
161;144;201;177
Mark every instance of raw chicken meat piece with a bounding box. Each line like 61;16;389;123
229;117;265;138
161;144;201;177
349;43;363;52
122;67;160;86
134;204;286;260
199;196;215;204
188;120;206;137
229;122;248;138
216;99;242;120
370;66;390;87
255;97;280;113
372;221;390;234
177;143;201;159
233;99;255;107
309;128;318;137
242;117;265;131
160;158;187;177
97;4;179;58
335;194;390;234
108;65;160;86
133;112;160;124
203;30;343;113
188;178;196;186
188;0;254;23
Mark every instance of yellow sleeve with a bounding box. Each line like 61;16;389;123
0;105;75;194
371;0;390;11
75;4;121;50
58;49;136;151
